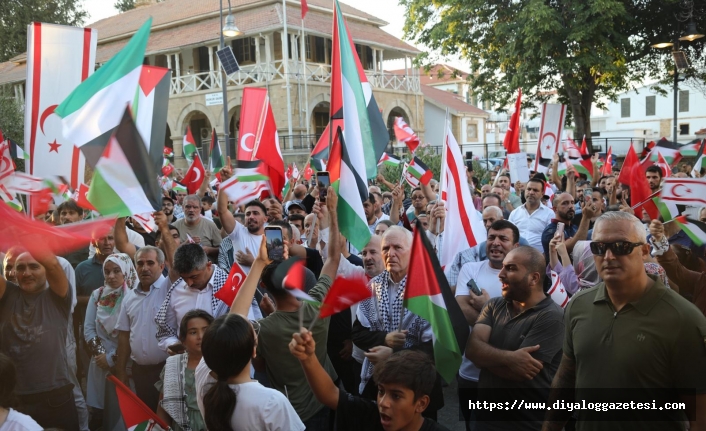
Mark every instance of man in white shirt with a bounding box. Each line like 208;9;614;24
454;220;520;431
116;246;171;411
217;191;267;274
154;244;229;354
508;178;553;251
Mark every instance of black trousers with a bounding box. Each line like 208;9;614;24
132;361;165;412
457;374;479;431
18;384;79;431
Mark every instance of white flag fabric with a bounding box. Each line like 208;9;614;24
548;270;569;308
534;104;566;171
24;23;96;201
439;121;487;269
661;178;706;207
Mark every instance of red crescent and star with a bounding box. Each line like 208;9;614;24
40;105;62;153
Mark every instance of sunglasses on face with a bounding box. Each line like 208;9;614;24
589;241;644;256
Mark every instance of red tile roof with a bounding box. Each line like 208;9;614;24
421;85;488;116
388;64;471;85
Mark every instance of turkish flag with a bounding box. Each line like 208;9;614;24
0;202;115;256
214;262;247;307
182;154;205;194
319;274;372;319
617;145;639;186
502;89;522;154
302;162;313;181
30;188;55;218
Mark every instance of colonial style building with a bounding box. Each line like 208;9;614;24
0;0;424;167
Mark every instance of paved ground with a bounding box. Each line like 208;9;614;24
438;377;466;431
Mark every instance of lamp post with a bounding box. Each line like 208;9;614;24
219;0;243;159
652;19;704;144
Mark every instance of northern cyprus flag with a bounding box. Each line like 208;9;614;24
56;19;151;152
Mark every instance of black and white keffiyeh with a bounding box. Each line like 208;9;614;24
161;353;190;430
154;266;229;343
357;271;430;393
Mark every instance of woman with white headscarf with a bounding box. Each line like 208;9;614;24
83;253;138;417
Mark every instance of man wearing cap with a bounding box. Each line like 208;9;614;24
286;200;308;218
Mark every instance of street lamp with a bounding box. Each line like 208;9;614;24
652;22;703;145
219;0;242;159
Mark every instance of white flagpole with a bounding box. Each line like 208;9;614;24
301;18;310;137
438;108;450;236
282;0;294;141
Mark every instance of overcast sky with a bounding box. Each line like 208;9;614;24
81;0;468;71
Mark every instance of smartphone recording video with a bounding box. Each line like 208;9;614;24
317;171;330;202
265;226;284;261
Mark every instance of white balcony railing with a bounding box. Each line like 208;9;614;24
170;60;421;95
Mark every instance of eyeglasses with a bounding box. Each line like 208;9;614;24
411;195;425;201
589;241;644;256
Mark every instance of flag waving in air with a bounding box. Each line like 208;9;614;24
215;262;248;307
55;19;151;158
675;215;706;246
439;120;486;269
404;219;469;383
393;117;420;153
105;376;168;431
209;129;225;172
87;109;162;217
319;274;372;318
183;125;197;162
502;89;521;154
406;156;433;186
181;153;206;195
378;152;401;167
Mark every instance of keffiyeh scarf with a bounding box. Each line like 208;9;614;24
161;353;190;431
357;271;429;393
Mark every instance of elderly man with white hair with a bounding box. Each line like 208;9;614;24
351;226;444;418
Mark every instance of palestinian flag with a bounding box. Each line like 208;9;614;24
692;154;706;178
679;139;705;158
403;163;420;188
403;220;469;383
183;125;197;162
378;152;401;167
655;199;679;222
133;66;171;174
87;109;162;217
209;129;225;172
310;126;332;172
329;2;373;251
8;139;29;160
105;376;168;431
407;156;433;185
173;182;187;194
235;160;269;182
55;19;151;155
675;216;706;246
330;0;387;180
650;138;682;165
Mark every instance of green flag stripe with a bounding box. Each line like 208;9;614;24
334;178;371;250
56;19;152;117
405;295;462;383
87;170;133;217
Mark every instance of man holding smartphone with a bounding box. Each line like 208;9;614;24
454;220;521;431
217;187;268;274
541;192;597;262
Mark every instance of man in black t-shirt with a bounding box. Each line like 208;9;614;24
289;329;450;431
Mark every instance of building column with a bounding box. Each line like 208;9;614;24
372;48;377;73
208;46;214;71
172;136;187;169
255;37;261;64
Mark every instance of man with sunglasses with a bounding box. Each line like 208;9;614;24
544;212;706;430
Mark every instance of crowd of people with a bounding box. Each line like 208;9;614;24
1;150;705;431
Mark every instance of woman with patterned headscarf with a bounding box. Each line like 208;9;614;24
83;253;138;424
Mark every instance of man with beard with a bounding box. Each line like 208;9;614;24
645;165;662;193
390;187;427;231
217;190;267;273
468;246;564;431
541;192;597;262
364;194;381;235
454;220;521;431
173;194;222;261
161;196;177;223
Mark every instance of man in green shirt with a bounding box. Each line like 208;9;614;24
543;211;706;431
231;187;341;430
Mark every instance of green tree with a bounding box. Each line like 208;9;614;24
114;0;135;13
0;0;87;63
0;88;26;172
401;0;705;149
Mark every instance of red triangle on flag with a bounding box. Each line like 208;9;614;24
107;376;169;430
139;66;169;97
